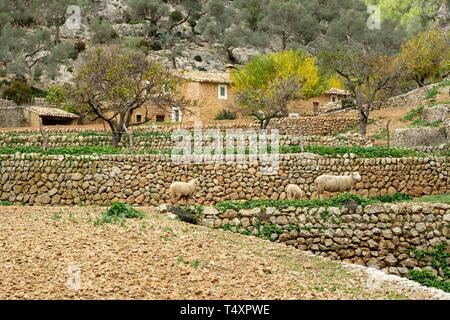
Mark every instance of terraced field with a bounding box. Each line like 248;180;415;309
0;206;448;300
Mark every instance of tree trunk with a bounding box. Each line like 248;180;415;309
111;131;122;147
171;57;177;69
39;117;48;150
414;75;425;88
281;32;287;50
123;124;134;153
386;120;391;149
359;105;369;136
54;20;60;45
260;118;270;129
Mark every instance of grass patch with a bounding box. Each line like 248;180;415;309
0;146;165;156
402;106;425;122
414;194;450;204
283;145;426;158
215;193;413;212
0;201;13;206
95;202;145;225
427;80;450;101
372;128;389;141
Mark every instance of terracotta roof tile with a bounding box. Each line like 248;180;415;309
24;106;79;119
172;70;231;84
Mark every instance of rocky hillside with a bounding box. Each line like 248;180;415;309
1;0;449;88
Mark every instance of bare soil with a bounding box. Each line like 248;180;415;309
0;206;445;300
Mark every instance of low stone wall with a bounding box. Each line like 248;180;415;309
0;107;24;128
372;84;437;111
0;116;358;137
0;131;373;149
393;127;448;148
0;154;447;206
200;203;450;276
423;105;449;123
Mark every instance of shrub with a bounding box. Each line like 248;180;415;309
151;42;163;51
341;98;355;109
95;202;145;225
2;80;32;105
74;41;86;53
89;18;118;44
170;10;183;22
215;109;237;120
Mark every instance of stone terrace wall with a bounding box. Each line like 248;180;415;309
393;127;449;148
0;132;373;149
0;116;358;137
0;154;447;206
372;83;438;110
200;203;450;277
0;107;24;128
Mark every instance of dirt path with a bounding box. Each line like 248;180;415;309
0;206;447;300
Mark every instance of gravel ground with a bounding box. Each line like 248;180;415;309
0;206;448;300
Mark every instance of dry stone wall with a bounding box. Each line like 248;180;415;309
0;154;447;206
200;203;450;277
0;131;373;149
0;107;24;128
0;116;358;137
393;127;448;148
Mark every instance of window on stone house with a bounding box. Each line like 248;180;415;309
218;85;228;100
331;95;338;103
172;108;182;122
136;114;142;123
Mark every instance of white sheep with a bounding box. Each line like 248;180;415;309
286;184;305;200
314;172;362;200
170;179;199;205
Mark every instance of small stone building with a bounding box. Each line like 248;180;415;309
23;106;79;127
0;101;79;128
288;88;353;116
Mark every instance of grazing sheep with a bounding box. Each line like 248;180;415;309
170;179;199;205
286;184;305;200
314;172;362;200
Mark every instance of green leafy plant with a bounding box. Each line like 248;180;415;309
191;259;201;269
95;202;145;225
215;109;237;120
215;193;413;213
409;242;450;292
0;201;13;206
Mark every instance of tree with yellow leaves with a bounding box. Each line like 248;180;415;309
231;49;326;128
401;29;449;87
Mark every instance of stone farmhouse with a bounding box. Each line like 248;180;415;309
145;68;235;124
